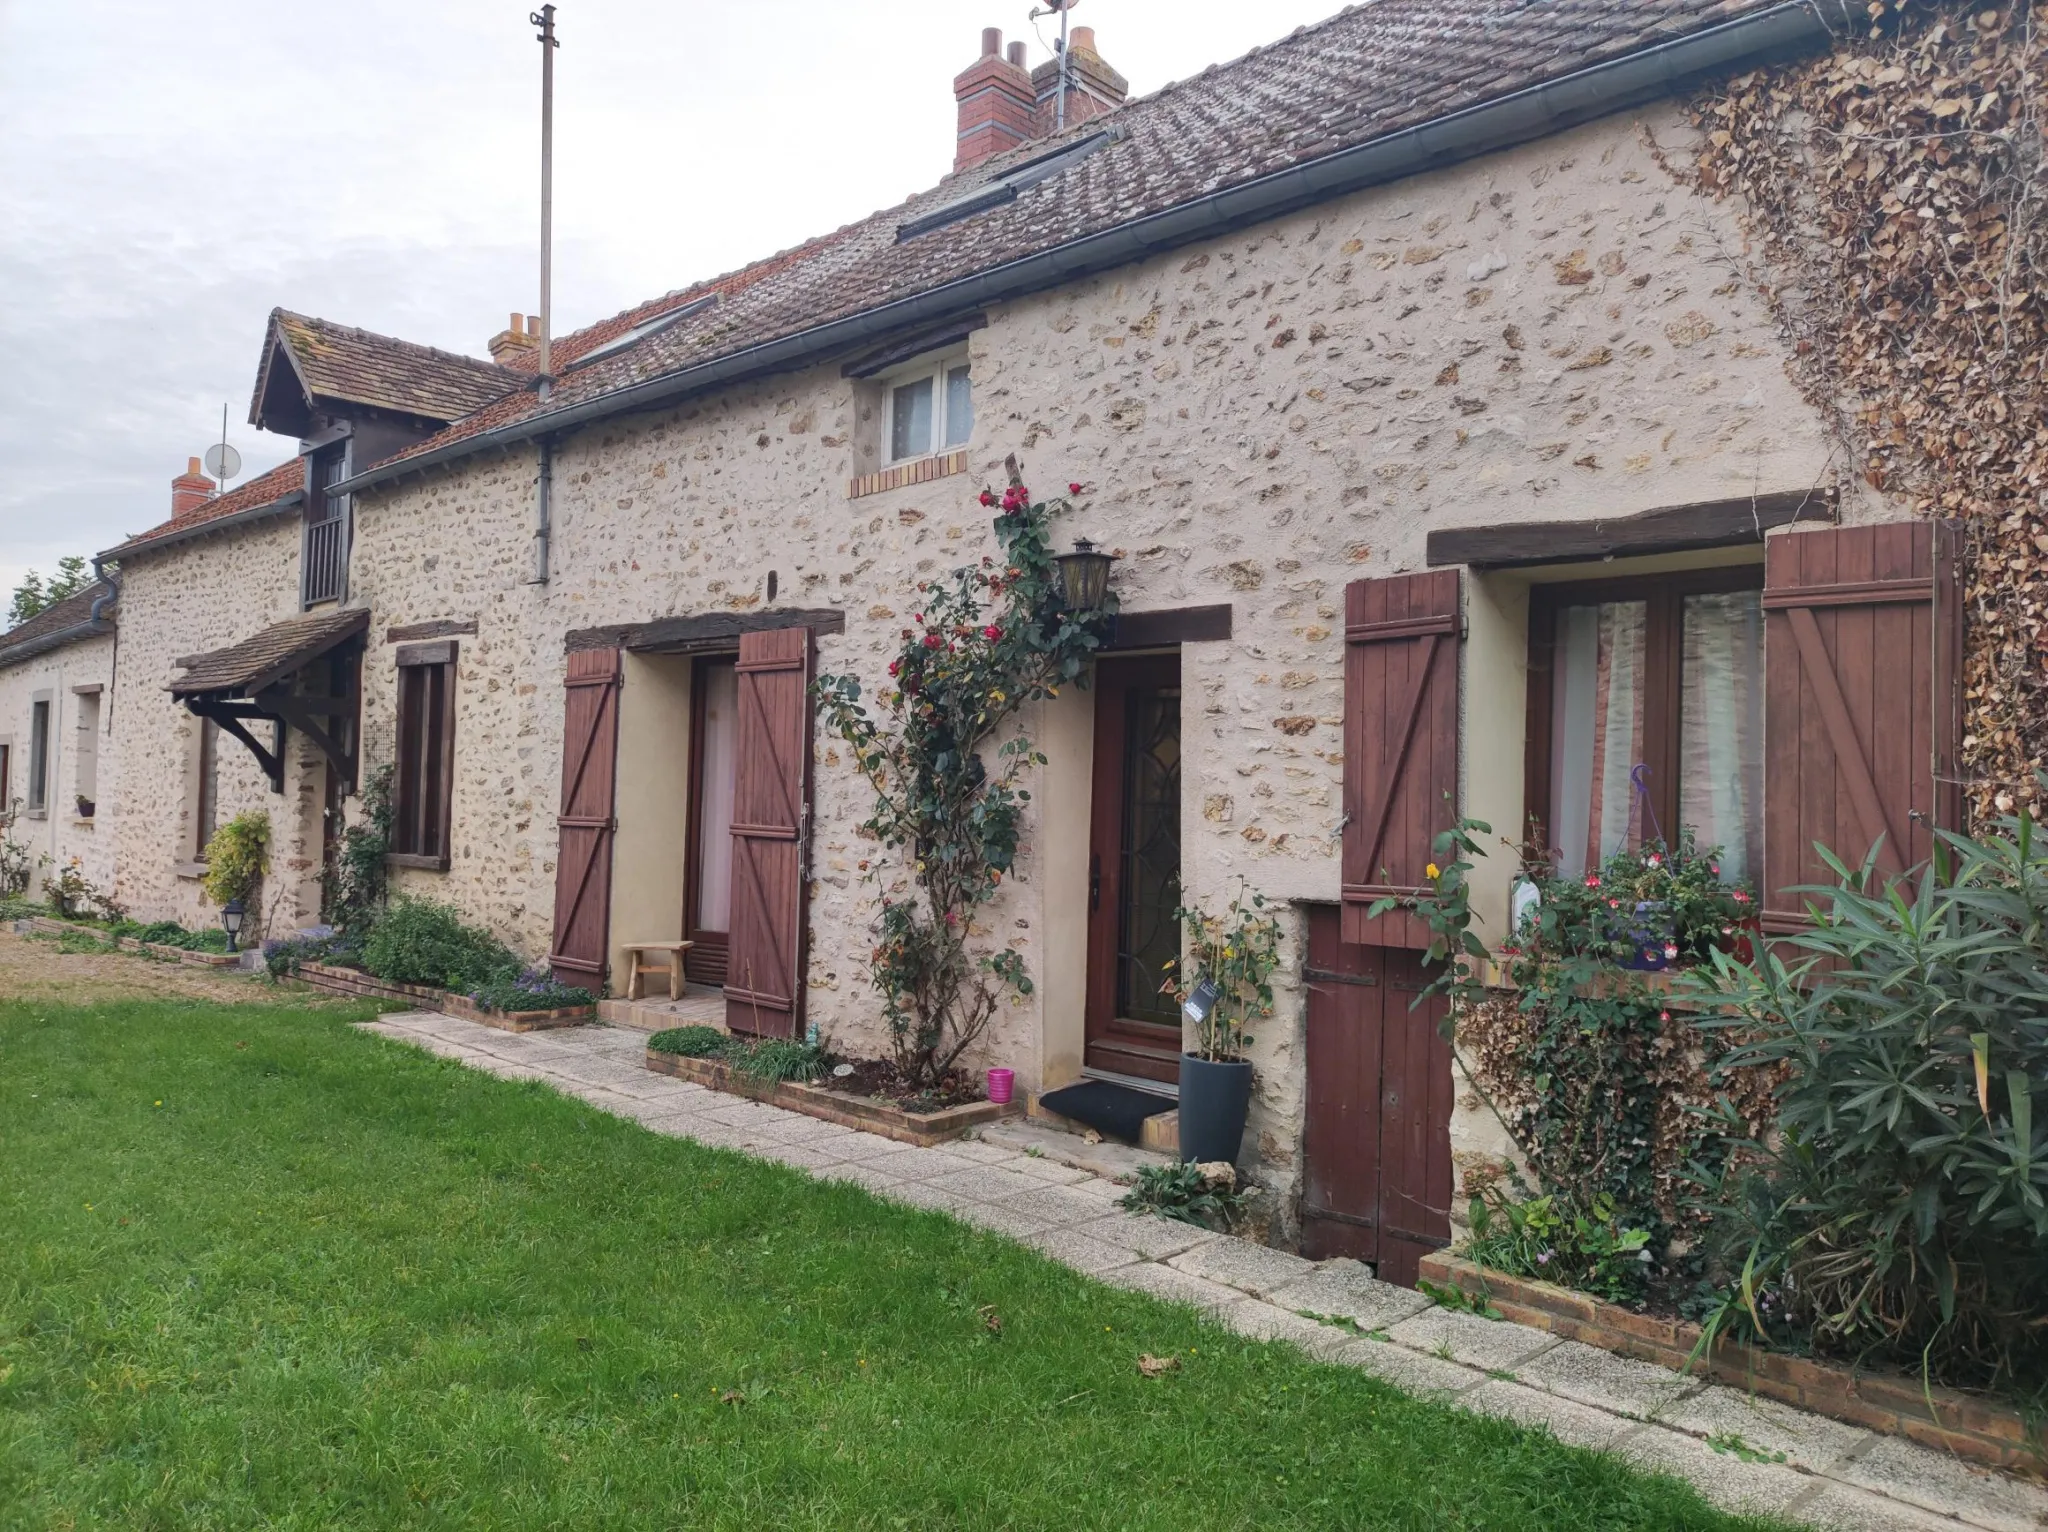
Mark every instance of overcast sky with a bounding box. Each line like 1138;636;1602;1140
0;0;1344;603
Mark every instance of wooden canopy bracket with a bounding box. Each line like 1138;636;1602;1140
254;685;359;791
185;699;285;794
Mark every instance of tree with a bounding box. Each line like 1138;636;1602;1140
815;456;1112;1088
8;555;93;629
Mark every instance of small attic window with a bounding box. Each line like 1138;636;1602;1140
569;292;719;369
897;131;1115;243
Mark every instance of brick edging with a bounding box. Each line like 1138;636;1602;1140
295;962;594;1032
644;1048;1017;1147
1419;1253;2044;1476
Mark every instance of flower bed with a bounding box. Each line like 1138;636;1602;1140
293;961;594;1032
1419;1253;2044;1478
642;1045;1016;1147
25;915;241;968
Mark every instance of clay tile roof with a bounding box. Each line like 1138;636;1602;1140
169;607;370;697
0;582;114;667
101;458;308;560
354;0;1815;485
272;310;524;422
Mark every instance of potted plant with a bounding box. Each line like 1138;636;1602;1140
1167;883;1282;1166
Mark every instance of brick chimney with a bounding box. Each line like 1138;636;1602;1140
1032;26;1128;134
954;27;1037;172
171;457;215;517
489;311;541;371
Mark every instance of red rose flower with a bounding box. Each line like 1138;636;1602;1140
983;624;1004;641
979;490;995;506
923;633;943;649
1068;481;1083;494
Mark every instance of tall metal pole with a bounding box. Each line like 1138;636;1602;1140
1056;3;1070;131
532;5;558;394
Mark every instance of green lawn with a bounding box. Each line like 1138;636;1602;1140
0;996;1782;1530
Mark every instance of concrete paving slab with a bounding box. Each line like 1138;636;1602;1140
741;1141;848;1173
1072;1211;1222;1261
880;1180;974;1216
1384;1307;1558;1374
1611;1424;1813;1519
923;1165;1057;1201
867;1149;989;1181
996;1184;1122;1228
1462;1379;1641;1450
820;1160;918;1192
1332;1338;1487;1402
1657;1382;1872;1473
1222;1301;1366;1363
1513;1338;1705;1421
950;1200;1057;1240
1796;1482;1970;1532
1165;1238;1318;1298
1023;1227;1144;1275
1267;1259;1434;1332
1100;1261;1251;1320
823;1132;917;1163
1831;1434;2048;1532
944;1137;1025;1165
995;1155;1096;1185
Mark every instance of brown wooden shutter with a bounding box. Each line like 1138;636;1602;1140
1342;570;1461;948
1761;522;1962;931
725;627;814;1038
549;647;622;987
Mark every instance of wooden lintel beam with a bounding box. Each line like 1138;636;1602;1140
1425;488;1837;570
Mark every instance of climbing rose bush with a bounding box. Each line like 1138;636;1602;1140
816;455;1113;1088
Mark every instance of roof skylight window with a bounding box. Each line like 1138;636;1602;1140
569;292;719;369
896;131;1116;243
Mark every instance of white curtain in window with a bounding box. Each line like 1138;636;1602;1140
1549;601;1647;879
1679;590;1765;886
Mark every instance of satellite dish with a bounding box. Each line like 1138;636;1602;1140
203;442;242;482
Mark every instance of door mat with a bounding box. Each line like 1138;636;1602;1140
1038;1079;1176;1144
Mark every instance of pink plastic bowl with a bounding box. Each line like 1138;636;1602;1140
986;1067;1015;1105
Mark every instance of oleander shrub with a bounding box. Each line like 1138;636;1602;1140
1687;797;2048;1393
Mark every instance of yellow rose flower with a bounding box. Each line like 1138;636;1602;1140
1425;862;1441;880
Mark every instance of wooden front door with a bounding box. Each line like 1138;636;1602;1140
683;655;738;986
1084;654;1183;1084
1300;905;1454;1287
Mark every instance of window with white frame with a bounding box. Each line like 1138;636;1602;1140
884;351;973;465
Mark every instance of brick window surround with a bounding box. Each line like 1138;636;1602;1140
848;448;969;500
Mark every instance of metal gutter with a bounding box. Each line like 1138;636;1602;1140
0;616;112;671
95;491;305;563
337;2;1831;499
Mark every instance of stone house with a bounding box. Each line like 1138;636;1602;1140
0;578;118;904
96;0;1961;1279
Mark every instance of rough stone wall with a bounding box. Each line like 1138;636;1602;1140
0;632;117;902
321;105;1846;1216
104;517;326;941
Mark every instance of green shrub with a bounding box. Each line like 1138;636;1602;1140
265;928;348;978
1464;1185;1653;1305
200;812;269;909
109;919;230;953
728;1037;827;1084
1687;799;2048;1393
359;897;518;991
648;1025;728;1058
0;896;47;920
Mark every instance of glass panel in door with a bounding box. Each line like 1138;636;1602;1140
687;658;739;984
1116;684;1182;1027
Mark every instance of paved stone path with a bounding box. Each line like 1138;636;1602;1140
362;1011;2048;1532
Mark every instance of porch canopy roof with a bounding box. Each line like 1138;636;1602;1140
170;607;367;793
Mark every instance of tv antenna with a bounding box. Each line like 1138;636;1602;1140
202;403;241;493
1030;0;1078;131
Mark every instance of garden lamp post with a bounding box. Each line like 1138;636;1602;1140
220;898;245;953
1054;538;1117;616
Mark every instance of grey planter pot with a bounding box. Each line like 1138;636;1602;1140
1178;1053;1253;1166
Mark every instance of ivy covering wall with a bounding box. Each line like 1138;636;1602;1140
1687;0;2047;816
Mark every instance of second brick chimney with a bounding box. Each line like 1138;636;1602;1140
489;312;542;371
953;28;1037;172
171;457;215;518
1032;26;1129;135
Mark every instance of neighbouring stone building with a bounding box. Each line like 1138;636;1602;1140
92;0;1964;1277
0;579;119;904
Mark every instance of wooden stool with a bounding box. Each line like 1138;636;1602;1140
620;940;694;1001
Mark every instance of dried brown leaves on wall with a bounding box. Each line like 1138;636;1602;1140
1689;1;2048;813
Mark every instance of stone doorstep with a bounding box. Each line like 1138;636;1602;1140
1419;1253;2047;1482
642;1047;1019;1147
